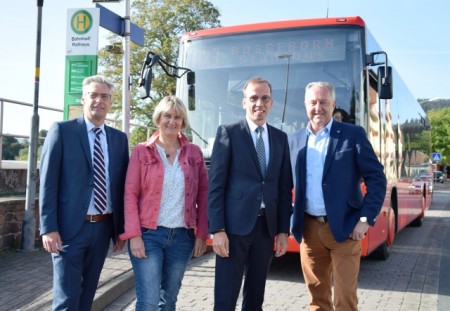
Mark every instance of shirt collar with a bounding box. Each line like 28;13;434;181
246;116;268;133
84;116;105;134
306;118;333;136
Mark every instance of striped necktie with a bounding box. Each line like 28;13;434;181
256;126;266;177
93;127;107;214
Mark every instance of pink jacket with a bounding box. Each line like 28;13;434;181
119;131;209;240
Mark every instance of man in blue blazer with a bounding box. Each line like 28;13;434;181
39;75;129;310
208;77;293;310
289;81;386;311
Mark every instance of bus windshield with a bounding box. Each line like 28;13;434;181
178;26;365;158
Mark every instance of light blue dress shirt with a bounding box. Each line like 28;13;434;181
305;120;333;216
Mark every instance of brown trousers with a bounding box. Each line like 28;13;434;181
300;216;361;311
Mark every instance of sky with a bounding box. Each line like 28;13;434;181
1;0;450;137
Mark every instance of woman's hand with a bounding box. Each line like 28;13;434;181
130;236;147;259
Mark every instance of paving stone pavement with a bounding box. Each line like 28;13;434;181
1;184;449;310
0;246;133;311
107;184;450;311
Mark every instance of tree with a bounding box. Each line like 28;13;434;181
15;129;48;161
428;107;450;163
99;0;221;146
2;136;23;160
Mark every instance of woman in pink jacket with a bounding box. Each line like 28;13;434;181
120;96;208;311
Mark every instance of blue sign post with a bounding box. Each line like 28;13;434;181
95;4;144;45
95;2;145;136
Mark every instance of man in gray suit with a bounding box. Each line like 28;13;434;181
39;75;129;310
208;77;293;311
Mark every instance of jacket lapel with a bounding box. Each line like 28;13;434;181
323;122;342;176
77;117;92;169
105;126;115;177
241;120;264;178
297;129;308;191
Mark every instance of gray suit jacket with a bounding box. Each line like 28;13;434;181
208;120;293;237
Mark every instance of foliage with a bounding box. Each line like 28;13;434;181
2;136;22;160
427;107;450;163
98;0;221;147
11;129;47;161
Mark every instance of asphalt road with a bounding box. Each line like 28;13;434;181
106;182;450;311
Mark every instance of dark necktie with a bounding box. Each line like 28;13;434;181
93;127;107;214
256;126;266;177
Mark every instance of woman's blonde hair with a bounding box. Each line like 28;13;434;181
152;96;189;130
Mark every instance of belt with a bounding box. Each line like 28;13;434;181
85;214;112;222
258;209;266;217
305;213;328;224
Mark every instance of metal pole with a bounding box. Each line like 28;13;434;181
0;100;4;169
279;54;291;132
19;0;43;252
122;0;131;137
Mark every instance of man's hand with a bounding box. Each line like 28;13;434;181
275;233;288;257
212;231;229;257
113;239;125;253
42;231;62;254
350;221;370;240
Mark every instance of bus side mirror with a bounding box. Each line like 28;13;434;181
187;71;196;111
138;53;160;99
138;66;152;99
378;66;393;99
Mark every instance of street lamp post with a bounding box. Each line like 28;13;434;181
19;0;44;252
279;54;292;132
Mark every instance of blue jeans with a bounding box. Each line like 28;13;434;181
130;226;195;311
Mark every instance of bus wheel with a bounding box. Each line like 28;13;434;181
409;195;425;227
409;214;423;227
370;241;390;260
370;208;395;260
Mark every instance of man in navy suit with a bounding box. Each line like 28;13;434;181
39;75;129;310
289;81;386;311
208;77;293;311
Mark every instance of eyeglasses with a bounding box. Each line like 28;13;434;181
86;92;112;101
245;95;272;104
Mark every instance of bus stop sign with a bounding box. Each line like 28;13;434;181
432;152;442;163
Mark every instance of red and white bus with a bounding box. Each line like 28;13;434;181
175;16;433;259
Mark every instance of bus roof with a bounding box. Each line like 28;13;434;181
181;16;365;40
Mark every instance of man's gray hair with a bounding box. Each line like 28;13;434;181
82;75;115;94
305;82;336;101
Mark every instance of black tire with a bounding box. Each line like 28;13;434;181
369;241;390;260
409;215;423;227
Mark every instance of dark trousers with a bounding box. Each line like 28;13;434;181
214;216;274;311
51;220;113;311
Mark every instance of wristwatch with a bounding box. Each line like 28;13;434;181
360;217;368;223
212;229;225;234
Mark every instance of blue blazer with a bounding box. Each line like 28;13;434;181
39;116;129;242
208;120;293;237
289;121;386;243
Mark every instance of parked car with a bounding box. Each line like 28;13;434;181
433;171;445;183
408;173;433;194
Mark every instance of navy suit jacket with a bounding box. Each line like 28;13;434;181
208;120;293;237
289;121;386;243
39;116;129;242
